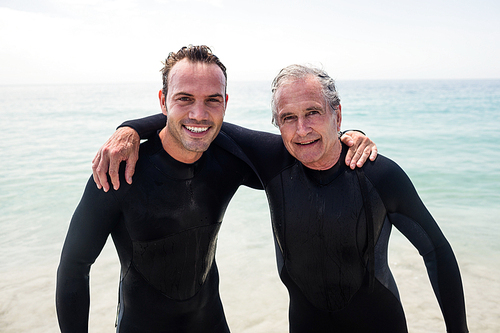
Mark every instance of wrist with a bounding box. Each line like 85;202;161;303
341;129;366;137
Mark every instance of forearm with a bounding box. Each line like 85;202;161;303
56;263;91;332
424;244;468;332
370;157;468;331
119;113;166;139
56;178;120;331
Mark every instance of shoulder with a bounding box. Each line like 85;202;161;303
138;132;163;156
362;154;421;212
363;154;408;182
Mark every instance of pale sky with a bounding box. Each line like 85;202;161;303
0;0;499;85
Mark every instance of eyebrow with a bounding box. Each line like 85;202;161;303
173;92;224;99
305;106;324;112
279;106;324;119
279;111;295;120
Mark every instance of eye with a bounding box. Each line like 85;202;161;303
206;96;224;106
281;115;296;123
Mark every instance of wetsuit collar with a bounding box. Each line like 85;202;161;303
301;143;349;186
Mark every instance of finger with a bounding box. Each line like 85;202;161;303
355;148;371;167
354;141;378;167
349;144;367;169
108;157;121;191
345;144;358;167
124;152;139;185
369;146;378;161
347;139;365;169
342;133;360;167
96;153;111;192
92;153;98;165
92;153;103;189
353;139;375;168
350;150;363;169
340;133;354;147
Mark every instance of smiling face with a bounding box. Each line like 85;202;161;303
159;58;228;164
275;75;342;170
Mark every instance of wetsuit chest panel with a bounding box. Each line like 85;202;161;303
115;136;247;300
270;163;386;312
120;148;241;241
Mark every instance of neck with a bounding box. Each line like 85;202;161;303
303;139;342;171
159;128;203;164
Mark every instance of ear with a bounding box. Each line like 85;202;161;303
159;90;167;115
336;104;342;131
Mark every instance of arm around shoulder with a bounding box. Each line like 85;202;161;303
92;113;166;192
119;113;166;139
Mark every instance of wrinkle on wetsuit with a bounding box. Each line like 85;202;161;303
121;114;468;333
56;132;261;333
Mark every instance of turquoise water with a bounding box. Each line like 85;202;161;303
1;80;499;332
339;80;500;258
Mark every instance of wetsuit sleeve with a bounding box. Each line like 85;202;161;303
239;165;263;190
219;122;292;186
118;113;167;139
366;157;468;333
56;177;121;333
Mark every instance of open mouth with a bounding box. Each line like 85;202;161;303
185;125;209;133
297;138;319;145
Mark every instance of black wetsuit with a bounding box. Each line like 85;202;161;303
56;132;260;332
120;115;468;332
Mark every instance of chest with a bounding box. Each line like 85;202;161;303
268;166;386;259
120;156;242;241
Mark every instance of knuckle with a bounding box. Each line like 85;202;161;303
100;145;111;154
110;148;122;158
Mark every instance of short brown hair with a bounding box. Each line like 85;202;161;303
161;45;227;97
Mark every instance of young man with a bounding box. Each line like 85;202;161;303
57;45;258;333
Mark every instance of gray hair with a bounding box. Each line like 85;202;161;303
271;64;340;126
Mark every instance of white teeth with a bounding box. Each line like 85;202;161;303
299;140;316;145
185;126;209;133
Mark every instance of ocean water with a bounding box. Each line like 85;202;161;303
0;79;499;332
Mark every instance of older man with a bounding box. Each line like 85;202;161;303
96;64;468;332
264;65;467;332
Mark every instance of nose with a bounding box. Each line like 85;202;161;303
295;117;312;137
189;101;208;121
